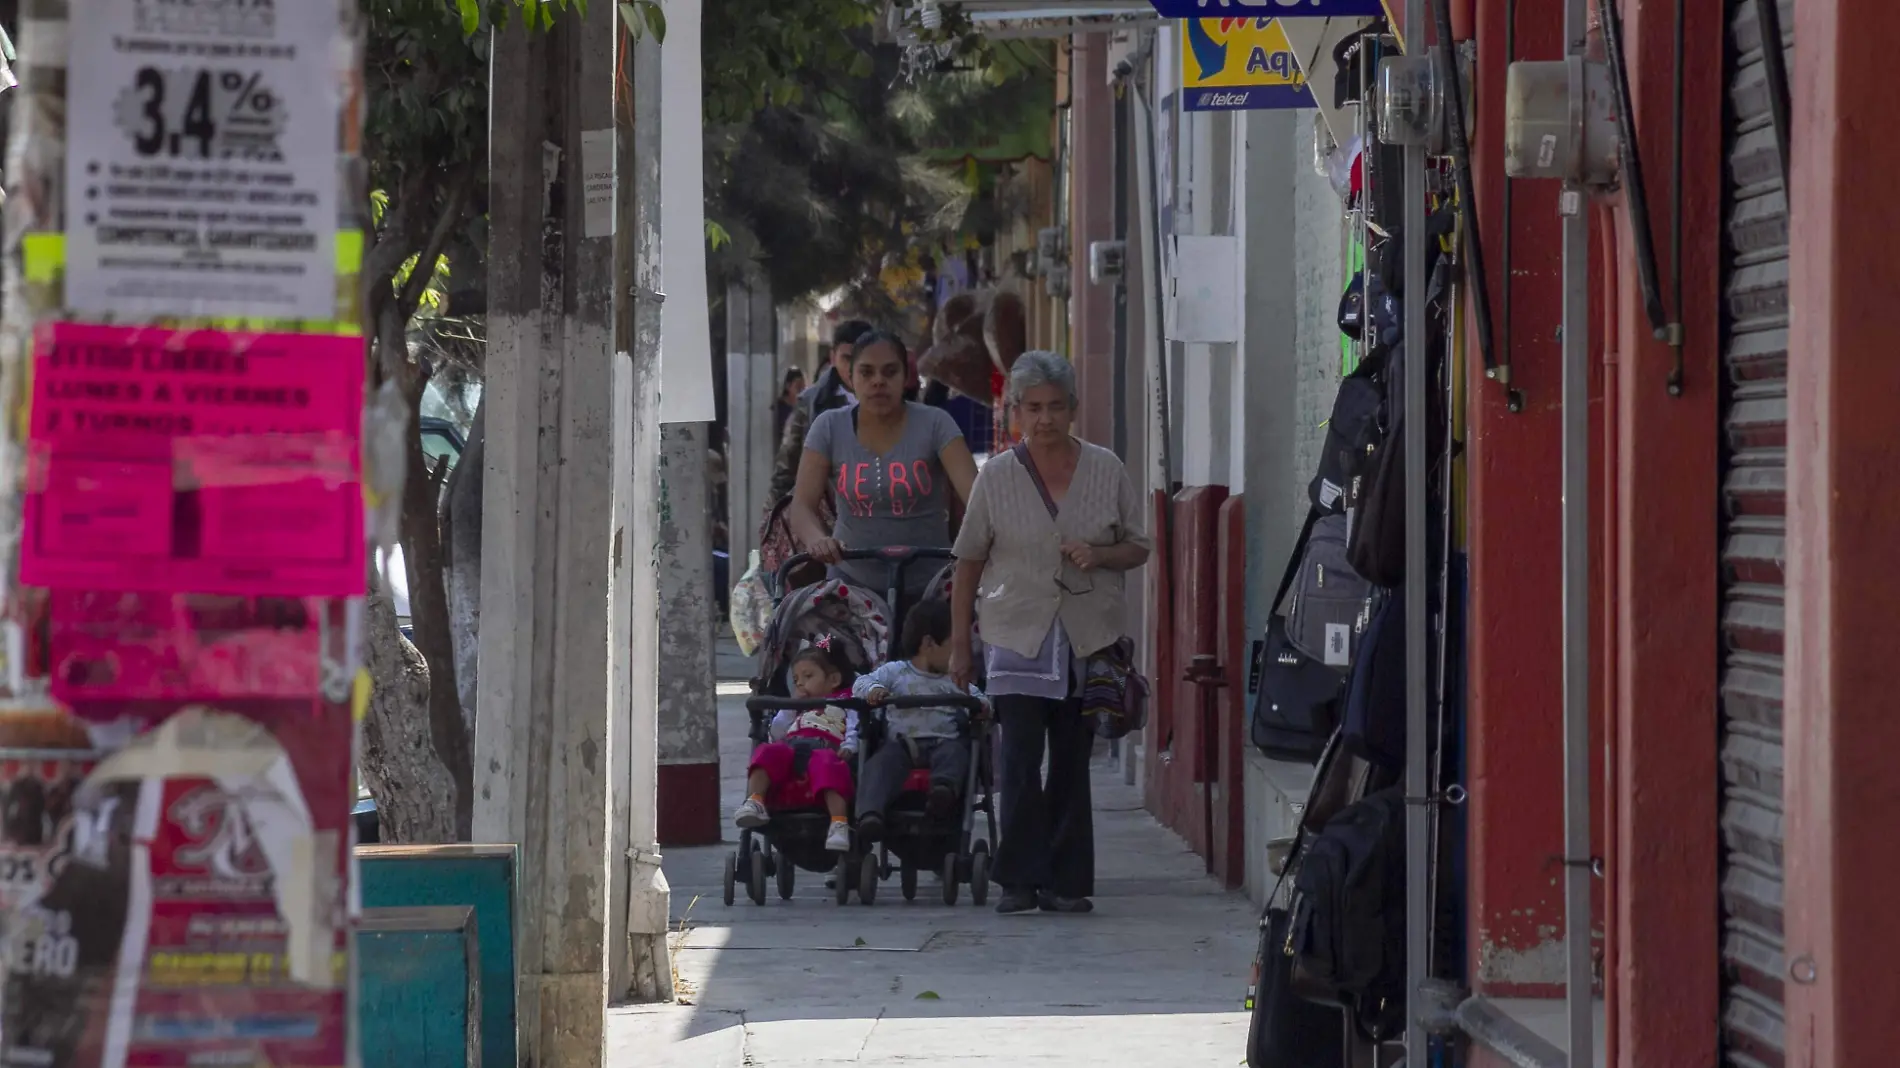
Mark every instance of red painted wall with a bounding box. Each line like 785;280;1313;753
657;764;720;847
1463;0;1608;998
1784;1;1900;1064
1603;0;1725;1064
1145;487;1227;862
1069;34;1116;445
1214;495;1248;888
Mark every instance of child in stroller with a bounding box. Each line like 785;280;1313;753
852;599;982;841
735;647;858;853
850;599;998;907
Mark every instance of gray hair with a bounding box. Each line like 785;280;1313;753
1005;350;1078;410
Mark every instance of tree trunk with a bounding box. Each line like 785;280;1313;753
360;585;456;843
443;397;484;741
395;367;473;840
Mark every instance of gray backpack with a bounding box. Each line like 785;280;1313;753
1285;515;1376;670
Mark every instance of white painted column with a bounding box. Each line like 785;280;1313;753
473;3;626;1060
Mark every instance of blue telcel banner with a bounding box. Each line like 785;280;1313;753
1148;0;1388;17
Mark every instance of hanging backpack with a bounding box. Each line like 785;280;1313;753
1308;349;1388;517
1285;514;1377;670
1345;342;1408;588
1250;509;1347;764
1287;787;1406;998
1339;585;1406;771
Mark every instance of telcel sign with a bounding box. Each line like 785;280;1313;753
1148;0;1387;17
1182;18;1312;111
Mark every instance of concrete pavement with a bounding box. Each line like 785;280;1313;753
608;644;1256;1066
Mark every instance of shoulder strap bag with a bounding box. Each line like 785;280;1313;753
1250;507;1349;763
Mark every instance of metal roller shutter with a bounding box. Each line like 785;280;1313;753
1720;1;1792;1066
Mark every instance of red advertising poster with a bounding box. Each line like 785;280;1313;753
0;708;101;917
19;323;366;598
46;593;330;703
1;699;353;1068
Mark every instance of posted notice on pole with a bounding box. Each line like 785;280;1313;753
63;0;342;321
20;323;366;598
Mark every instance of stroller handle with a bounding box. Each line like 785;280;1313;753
773;546;956;593
744;693;984;715
747;694;989;747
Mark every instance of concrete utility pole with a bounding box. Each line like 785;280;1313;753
475;3;667;1063
653;0;719;849
723;279;778;574
610;16;674;1006
655;420;719;846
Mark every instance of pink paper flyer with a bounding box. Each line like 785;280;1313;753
20;323;367;598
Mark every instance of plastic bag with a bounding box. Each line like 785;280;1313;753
729;551;772;657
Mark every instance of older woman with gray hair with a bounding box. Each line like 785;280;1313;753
949;350;1151;914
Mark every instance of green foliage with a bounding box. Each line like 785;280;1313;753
701;2;1050;306
618;1;666;41
701;0;879;126
364;0;581;320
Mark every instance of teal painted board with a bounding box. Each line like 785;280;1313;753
357;844;517;1068
358;906;481;1068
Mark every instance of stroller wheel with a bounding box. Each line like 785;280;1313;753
940;854;960;907
748;848;768;906
969;842;991;907
776;847;796;900
858;853;879;906
900;863;918;902
722;852;737;907
834;855;851;906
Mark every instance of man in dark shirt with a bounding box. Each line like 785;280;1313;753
765;318;872;506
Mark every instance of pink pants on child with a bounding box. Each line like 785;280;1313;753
749;741;855;805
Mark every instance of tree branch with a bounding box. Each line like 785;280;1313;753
397;169;476;315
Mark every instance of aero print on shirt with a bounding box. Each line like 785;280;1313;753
836;458;937;518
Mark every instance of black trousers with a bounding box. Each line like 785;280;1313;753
992;694;1095;899
858;736;969;818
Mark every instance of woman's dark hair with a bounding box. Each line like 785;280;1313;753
782;366;806;389
848;329;909;367
790;645;850;688
897;599;954;658
832;319;875;349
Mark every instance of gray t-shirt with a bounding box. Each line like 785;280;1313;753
805;401;964;596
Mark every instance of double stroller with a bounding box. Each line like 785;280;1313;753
725;547;997;907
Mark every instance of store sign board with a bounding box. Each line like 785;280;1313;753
1149;0;1387;18
64;0;343;321
1181;18;1315;112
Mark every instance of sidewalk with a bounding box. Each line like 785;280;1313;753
608;643;1255;1066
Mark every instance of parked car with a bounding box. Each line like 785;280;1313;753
378;416;467;636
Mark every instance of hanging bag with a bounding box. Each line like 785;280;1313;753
1285;514;1377;668
1249;508;1348;763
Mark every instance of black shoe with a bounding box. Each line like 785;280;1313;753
1038;892;1094;914
857;813;885;843
926;784;957;819
995;890;1039;915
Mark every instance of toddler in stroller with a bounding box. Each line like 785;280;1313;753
850;599;998;907
735;647;858;853
852;600;982;841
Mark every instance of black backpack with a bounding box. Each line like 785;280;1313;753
1287;787;1406;998
1250;510;1346;764
1340;584;1406;771
1308;350;1388;517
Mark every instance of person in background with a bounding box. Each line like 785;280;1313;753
767;319;874;508
948;350;1151;916
774;367;807;443
789;330;979;604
